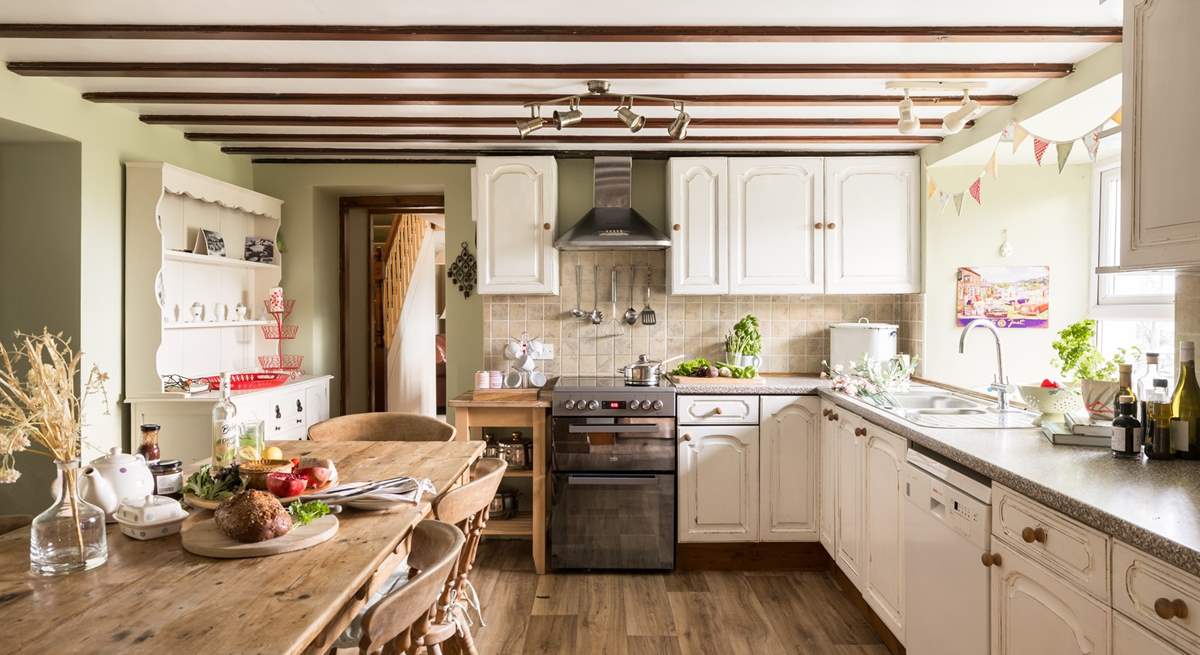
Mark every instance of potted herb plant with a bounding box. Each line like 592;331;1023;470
724;314;762;368
1050;319;1139;421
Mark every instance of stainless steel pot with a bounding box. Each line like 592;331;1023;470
618;354;682;386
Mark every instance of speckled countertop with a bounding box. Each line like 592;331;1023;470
669;374;831;395
820;389;1200;578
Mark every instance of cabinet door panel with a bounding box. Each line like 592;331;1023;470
818;400;839;556
863;426;907;640
835;412;866;589
678;425;759;542
991;539;1111;655
1122;0;1200;267
729;158;823;294
759;396;819;542
668;158;728;294
824;156;921;294
1113;612;1185;655
476;157;559;294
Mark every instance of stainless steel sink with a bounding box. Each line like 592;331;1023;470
871;389;1039;429
888;392;984;411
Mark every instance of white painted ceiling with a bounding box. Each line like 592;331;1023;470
0;1;1124;159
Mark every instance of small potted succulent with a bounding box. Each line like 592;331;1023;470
1050;319;1140;421
724;315;762;368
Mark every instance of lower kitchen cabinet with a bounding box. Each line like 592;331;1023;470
863;426;907;641
1114;612;1187;655
990;538;1111;655
818;399;839;556
677;424;759;542
759;396;819;542
835;411;867;589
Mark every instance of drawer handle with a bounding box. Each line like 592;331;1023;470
681;433;693;442
1155;598;1189;620
713;407;723;416
1021;526;1047;544
854;427;867;437
981;552;1002;567
831;413;839;422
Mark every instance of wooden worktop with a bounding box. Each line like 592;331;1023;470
448;390;551;408
0;439;483;655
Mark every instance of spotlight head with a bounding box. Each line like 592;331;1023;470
552;107;583;129
667;105;691;141
897;95;921;134
616;105;646;132
515;115;547;138
942;92;981;135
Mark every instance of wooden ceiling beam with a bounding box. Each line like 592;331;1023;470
248;150;921;162
198;133;942;144
145;115;971;129
0;24;1122;43
87;91;1019;106
9;61;1073;79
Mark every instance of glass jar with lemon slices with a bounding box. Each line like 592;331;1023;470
238;420;266;462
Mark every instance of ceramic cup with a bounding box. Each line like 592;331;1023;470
234;303;248;321
190;302;204;322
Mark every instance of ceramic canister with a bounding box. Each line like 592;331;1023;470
267;287;285;312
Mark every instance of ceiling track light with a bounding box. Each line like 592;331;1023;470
615;97;646;133
552;97;583;130
897;93;920;135
942;91;982;135
667;101;691;141
515;105;546;138
518;81;689;139
885;80;986;136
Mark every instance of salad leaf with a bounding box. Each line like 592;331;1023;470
183;464;242;501
669;358;713;377
288;500;331;526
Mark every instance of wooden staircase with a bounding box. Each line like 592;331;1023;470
377;214;430;351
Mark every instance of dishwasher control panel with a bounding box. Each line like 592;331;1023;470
904;464;991;549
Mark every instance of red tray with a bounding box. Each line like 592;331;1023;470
200;373;290;391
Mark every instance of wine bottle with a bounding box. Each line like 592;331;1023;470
1172;341;1200;459
1111;394;1142;459
1114;363;1135;420
211;371;240;474
1136;352;1160;427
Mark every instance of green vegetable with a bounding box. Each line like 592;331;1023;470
669;358;713;377
183;464;242;501
1050;319;1140;383
726;315;762;357
715;361;758;379
288;500;331;526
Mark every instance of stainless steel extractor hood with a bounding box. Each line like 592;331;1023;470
554;156;671;250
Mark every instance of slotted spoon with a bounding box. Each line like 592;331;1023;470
623;265;639;325
640;267;657;325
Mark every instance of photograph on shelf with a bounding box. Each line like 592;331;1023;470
244;236;276;264
192;228;226;256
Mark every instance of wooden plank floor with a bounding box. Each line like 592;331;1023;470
468;540;888;655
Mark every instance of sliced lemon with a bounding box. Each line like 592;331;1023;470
263;446;284;460
238;445;260;461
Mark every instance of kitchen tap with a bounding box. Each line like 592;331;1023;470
958;318;1014;411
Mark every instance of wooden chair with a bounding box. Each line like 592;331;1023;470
0;515;31;535
426;457;508;655
308;413;455;443
357;519;465;655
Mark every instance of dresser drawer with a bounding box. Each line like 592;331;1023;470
677;395;759;425
992;484;1111;601
1113;541;1200;654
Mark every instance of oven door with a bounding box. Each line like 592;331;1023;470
551;417;676;472
549;472;675;571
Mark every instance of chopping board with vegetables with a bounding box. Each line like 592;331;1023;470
182;513;339;559
183;458;337;510
668;357;760;381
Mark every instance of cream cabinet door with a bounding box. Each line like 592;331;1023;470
475;157;559;294
991;539;1111;655
835;411;866;590
667;158;728;294
728;157;823;294
678;425;759;542
863;425;908;642
818;400;840;556
1121;0;1200;268
824;156;921;294
1113;612;1185;655
759;396;819;542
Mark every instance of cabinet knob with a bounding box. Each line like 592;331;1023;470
831;413;839;421
981;552;1002;567
814;222;824;229
822;408;832;418
713;407;723;415
682;433;692;442
543;222;551;231
1021;526;1047;544
854;427;867;437
1155;598;1189;620
672;223;681;232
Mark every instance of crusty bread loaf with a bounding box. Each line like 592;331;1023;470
214;489;292;543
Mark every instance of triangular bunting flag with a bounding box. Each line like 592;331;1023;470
1033;137;1050;165
938;191;952;211
969;178;983;205
1000;123;1013;141
985;152;999;179
1111;109;1122;126
1012;124;1030;152
1084;129;1102;161
927;177;938;199
953;193;965;216
1056;141;1074;172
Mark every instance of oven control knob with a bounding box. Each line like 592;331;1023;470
651;400;664;410
629;400;642;410
587;400;600;411
564;400;576;410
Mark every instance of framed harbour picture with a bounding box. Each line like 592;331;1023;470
244;236;276;264
192;228;226;257
956;266;1050;329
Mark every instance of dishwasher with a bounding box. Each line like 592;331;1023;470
903;446;993;655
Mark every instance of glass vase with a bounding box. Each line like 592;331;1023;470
30;461;107;576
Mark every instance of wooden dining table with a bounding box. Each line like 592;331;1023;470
0;439;484;655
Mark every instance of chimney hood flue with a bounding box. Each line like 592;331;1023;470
553;156;672;251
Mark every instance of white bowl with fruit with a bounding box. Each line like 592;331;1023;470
1018;379;1083;426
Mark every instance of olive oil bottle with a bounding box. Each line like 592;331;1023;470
1172;341;1200;459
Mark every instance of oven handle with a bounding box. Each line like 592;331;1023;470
567;424;663;435
567;475;657;486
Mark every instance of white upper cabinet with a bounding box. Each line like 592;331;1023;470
729;157;824;294
759;396;820;542
1121;0;1200;268
678;425;759;542
668;158;729;294
824;156;921;293
475;157;559;294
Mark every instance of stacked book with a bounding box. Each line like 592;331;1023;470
1040;413;1111;447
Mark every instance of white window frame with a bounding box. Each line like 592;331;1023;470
1088;156;1174;320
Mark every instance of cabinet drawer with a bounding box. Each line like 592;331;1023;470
992;484;1111;601
678;395;759;425
1113;541;1200;654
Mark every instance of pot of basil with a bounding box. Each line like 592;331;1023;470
1050;319;1140;421
725;315;763;368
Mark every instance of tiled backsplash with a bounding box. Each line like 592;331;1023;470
483;250;924;377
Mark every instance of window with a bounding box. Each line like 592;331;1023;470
1091;161;1175;313
1097;319;1176;375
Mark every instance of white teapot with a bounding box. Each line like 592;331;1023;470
78;448;155;521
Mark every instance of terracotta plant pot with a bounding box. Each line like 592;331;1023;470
1081;379;1119;421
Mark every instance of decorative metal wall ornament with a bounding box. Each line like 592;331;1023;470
447;241;477;298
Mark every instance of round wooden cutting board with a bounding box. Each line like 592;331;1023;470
181;514;338;558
